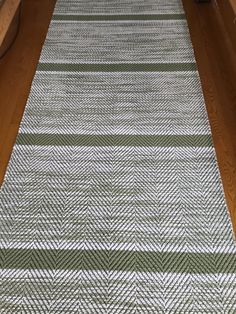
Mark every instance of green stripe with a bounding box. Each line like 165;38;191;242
1;248;235;274
16;134;213;147
52;14;186;21
37;63;197;72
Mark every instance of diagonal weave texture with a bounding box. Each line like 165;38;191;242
0;0;236;312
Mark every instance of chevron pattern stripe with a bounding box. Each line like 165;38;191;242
0;0;236;312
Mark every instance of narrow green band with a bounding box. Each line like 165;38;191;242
16;134;213;147
52;14;186;21
1;248;235;274
37;63;197;72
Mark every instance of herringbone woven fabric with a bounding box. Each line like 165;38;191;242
0;0;236;312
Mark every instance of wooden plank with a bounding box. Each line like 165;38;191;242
182;0;236;237
0;0;21;50
0;0;57;185
217;0;236;54
229;0;236;15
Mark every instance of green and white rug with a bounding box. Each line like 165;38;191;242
0;0;235;312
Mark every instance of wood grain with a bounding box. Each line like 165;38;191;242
229;0;236;14
182;0;236;237
0;0;56;185
216;0;236;55
0;0;21;50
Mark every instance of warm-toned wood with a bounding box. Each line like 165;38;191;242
182;0;236;237
229;0;236;14
0;0;56;185
0;6;21;58
216;0;236;55
0;0;21;57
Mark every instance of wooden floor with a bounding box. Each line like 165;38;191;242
0;0;21;58
0;0;236;236
182;0;236;236
0;0;56;184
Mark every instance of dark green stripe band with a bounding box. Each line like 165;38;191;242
1;248;235;274
37;63;197;72
16;134;213;147
52;14;186;21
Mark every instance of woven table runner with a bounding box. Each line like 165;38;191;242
0;0;235;312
